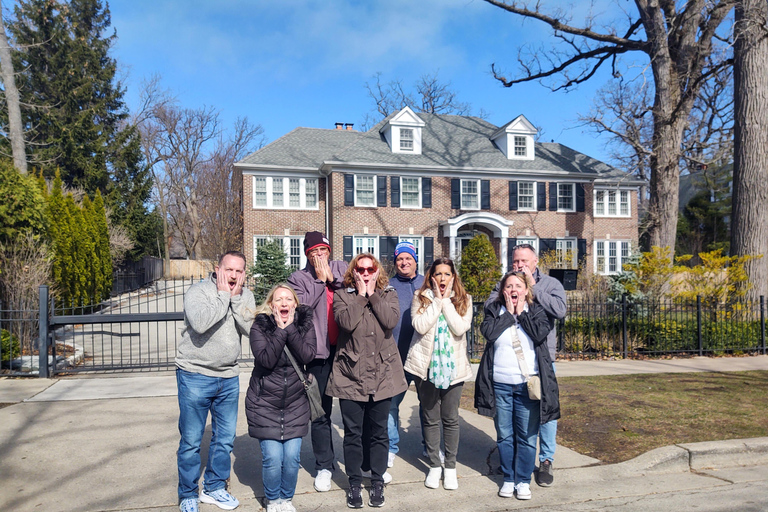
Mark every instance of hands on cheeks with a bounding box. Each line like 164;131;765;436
272;303;295;329
431;276;453;301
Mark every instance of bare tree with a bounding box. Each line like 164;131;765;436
361;71;487;130
731;0;768;301
0;0;26;173
484;0;735;254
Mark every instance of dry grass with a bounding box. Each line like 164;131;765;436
461;370;768;463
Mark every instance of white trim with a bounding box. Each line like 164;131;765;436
352;235;379;257
555;237;578;270
594;239;631;275
440;211;514;238
251;176;319;210
593;188;632;218
353;175;377;208
517;181;537;211
400;176;422;209
557;183;576;212
398;235;424;274
252;235;307;271
460;178;481;210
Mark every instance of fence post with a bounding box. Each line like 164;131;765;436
761;296;765;355
697;295;703;357
622;294;628;358
38;285;50;378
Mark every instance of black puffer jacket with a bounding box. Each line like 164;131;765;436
474;301;560;424
245;305;317;440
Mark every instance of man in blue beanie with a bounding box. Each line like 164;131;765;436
386;241;425;468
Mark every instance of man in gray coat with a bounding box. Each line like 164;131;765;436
176;251;255;512
287;231;348;492
486;243;566;487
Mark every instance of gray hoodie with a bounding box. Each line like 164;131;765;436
175;274;256;378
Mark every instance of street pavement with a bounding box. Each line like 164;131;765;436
1;356;768;512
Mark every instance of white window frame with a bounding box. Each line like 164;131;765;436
400;128;414;151
253;177;267;207
594;189;631;218
253;235;307;271
400;177;422;209
515;237;539;255
594;240;631;275
518;181;536;211
398;235;424;274
460;179;480;210
557;183;575;212
514;135;527;157
556;237;578;269
251;176;319;210
353;235;378;257
354;175;377;207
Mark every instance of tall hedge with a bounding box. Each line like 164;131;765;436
459;235;502;302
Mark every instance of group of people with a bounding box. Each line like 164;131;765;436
173;233;566;512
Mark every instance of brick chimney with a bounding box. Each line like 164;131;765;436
335;122;344;130
345;123;354;131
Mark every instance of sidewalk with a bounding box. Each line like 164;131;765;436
1;356;767;512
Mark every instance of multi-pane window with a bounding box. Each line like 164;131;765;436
355;175;376;207
399;236;423;273
401;177;420;208
272;178;284;207
461;179;479;209
289;179;301;207
515;237;538;255
254;178;267;207
557;183;575;211
595;189;631;217
400;128;413;151
518;181;535;210
253;236;306;270
252;177;319;209
288;238;302;270
595;240;631;275
514;136;527;157
556;238;577;269
354;236;378;256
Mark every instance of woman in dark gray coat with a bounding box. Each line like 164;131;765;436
246;284;316;512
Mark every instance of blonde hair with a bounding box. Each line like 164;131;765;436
496;271;535;306
342;253;389;290
254;283;300;315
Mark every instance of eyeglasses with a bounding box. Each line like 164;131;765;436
514;243;535;251
355;266;376;275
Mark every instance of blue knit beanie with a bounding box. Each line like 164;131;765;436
394;241;417;262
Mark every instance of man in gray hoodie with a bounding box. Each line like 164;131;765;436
176;251;255;512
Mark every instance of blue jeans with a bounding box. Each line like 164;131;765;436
176;369;240;500
493;381;540;485
260;438;302;501
539;362;557;463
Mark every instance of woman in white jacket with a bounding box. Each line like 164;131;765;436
404;257;473;491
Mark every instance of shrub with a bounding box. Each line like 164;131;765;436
458;235;501;302
1;329;20;363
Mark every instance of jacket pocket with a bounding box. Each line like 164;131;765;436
336;348;360;381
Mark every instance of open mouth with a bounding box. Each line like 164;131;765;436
511;293;519;300
279;307;290;318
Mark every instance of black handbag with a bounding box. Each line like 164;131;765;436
283;346;324;421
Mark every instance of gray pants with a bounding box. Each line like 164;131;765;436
414;377;464;469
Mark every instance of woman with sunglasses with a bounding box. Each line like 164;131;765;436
326;253;407;509
475;271;559;501
403;257;473;490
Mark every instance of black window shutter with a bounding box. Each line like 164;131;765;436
451;179;460;209
507;238;517;270
540;238;557;256
549;182;557;211
344;174;354;206
576;183;585;212
578;238;587;267
481;180;491;210
343;236;353;262
422;177;432;208
377;175;387;207
424;237;434;267
537;181;546;211
379;236;399;263
509;181;518;211
391;176;400;208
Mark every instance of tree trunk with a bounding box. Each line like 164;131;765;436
0;1;27;174
731;0;768;302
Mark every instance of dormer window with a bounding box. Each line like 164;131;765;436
514;136;527;157
400;128;414;151
491;114;536;160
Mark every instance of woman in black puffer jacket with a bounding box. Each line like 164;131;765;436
246;284;316;512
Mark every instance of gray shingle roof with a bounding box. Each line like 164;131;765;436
237;111;633;180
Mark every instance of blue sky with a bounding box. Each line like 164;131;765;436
108;0;625;163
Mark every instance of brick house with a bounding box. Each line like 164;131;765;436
237;107;641;277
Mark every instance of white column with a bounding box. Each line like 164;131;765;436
500;236;508;274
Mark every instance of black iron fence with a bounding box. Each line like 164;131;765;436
3;279;767;377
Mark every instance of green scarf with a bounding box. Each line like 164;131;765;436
429;313;455;389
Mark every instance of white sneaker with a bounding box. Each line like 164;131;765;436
387;452;396;468
282;500;296;512
424;467;442;489
266;500;283;512
361;470;393;484
498;482;515;498
314;469;332;492
515;482;532;500
443;468;458;490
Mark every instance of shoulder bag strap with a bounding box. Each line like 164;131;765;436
283;345;308;385
508;324;531;380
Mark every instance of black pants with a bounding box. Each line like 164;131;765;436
306;346;336;472
339;396;391;487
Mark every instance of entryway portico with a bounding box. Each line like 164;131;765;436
440;212;514;273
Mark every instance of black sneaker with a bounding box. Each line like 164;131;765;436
535;459;554;487
368;481;385;508
347;485;363;509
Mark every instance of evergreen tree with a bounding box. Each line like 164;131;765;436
65;195;88;305
458;235;501;302
0;160;46;242
92;190;113;299
249;241;292;304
